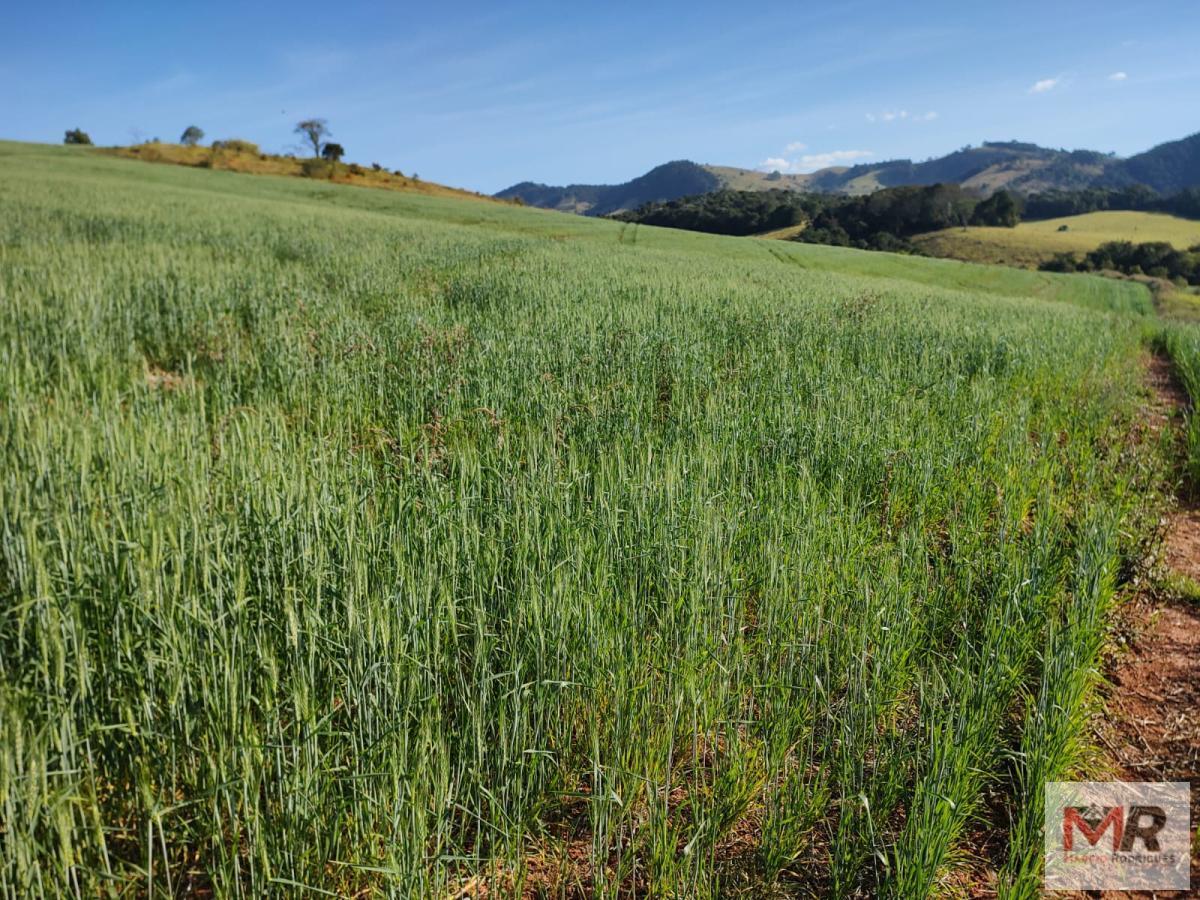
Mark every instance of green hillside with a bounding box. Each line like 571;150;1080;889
915;210;1200;268
0;141;1167;897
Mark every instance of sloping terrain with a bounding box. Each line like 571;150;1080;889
1124;131;1200;194
495;160;720;214
497;133;1200;214
915;210;1200;268
101;140;499;203
0;140;1175;898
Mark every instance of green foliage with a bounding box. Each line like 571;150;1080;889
622;183;1009;249
806;183;978;247
0;140;1163;897
1157;326;1200;487
971;190;1021;227
295;117;330;158
1123;131;1200;195
63;128;92;145
615;188;812;236
1023;184;1200;221
180;125;204;147
1042;240;1200;285
321;141;345;162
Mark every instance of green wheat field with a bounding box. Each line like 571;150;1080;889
0;141;1192;897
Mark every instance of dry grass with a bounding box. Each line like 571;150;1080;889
753;223;808;241
915;211;1200;268
102;141;505;204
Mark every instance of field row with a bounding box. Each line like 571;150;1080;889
0;143;1178;897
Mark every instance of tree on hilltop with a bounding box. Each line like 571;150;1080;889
64;128;92;145
295;119;330;158
321;142;345;162
180;125;205;147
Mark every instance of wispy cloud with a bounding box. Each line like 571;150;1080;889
866;109;937;124
797;149;874;170
1029;77;1060;94
1108;71;1128;82
759;148;874;174
785;141;808;152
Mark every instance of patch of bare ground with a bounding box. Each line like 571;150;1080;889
1089;352;1200;897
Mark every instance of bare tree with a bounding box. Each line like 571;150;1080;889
294;119;330;158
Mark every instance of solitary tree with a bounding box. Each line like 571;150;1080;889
320;142;345;163
295;119;330;158
64;128;92;145
180;125;204;147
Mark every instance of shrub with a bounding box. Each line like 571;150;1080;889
1040;252;1080;273
64;129;92;145
211;139;259;155
300;158;331;179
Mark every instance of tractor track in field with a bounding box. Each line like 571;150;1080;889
763;242;794;266
962;353;1200;900
1089;353;1200;898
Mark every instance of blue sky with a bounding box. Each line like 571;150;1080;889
4;1;1200;193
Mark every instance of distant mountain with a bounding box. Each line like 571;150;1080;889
1123;132;1200;194
496;133;1200;215
496;161;719;216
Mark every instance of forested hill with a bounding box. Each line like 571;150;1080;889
496;161;719;215
497;132;1200;215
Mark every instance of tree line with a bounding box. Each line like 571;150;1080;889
1022;185;1200;220
1042;240;1200;286
617;179;1200;253
616;183;1020;251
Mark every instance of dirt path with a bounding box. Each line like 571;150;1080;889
1093;355;1200;896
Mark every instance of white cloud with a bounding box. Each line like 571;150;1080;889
866;109;937;124
1109;71;1128;82
759;149;876;174
758;144;876;174
1029;78;1060;94
796;149;874;170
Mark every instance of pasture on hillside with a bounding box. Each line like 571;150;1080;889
915;210;1200;268
0;141;1181;897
